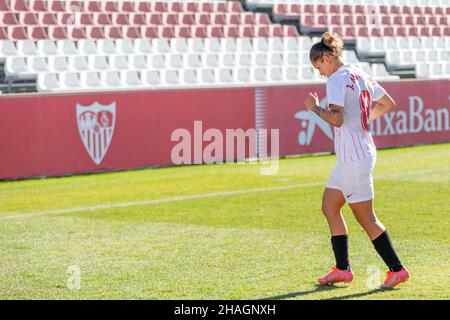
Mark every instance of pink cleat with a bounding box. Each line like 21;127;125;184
381;267;410;289
318;267;354;285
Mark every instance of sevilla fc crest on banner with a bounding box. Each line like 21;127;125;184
76;102;116;165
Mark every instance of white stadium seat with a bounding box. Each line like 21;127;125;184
129;55;148;70
116;39;136;55
57;40;78;55
217;68;234;83
168;54;184;68
187;38;204;53
80;71;102;89
205;38;221;53
101;71;123;88
110;55;130;71
283;66;300;82
233;68;251;83
219;53;236;68
37;40;58;56
285;52;300;66
267;66;284;81
372;64;400;80
97;39;117;55
68;56;89;71
200;69;215;84
269;38;284;52
61;72;82;91
161;69;180;85
121;70;143;88
140;70;161;87
77;40;98;55
238;53;252;67
28;56;48;73
88;55;109;71
37;73;60;92
5;56;31;79
202;53;219;68
221;38;237;52
0;41;18;63
171;38;188;53
283;37;299;52
250;67;267;83
186;54;202;68
48;56;70;72
134;39;152;54
148;54;166;69
180;69;199;85
16;40;39;56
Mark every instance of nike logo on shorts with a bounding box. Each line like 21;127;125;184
346;193;354;198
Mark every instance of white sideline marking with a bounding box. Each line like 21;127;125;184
0;182;322;221
1;167;448;221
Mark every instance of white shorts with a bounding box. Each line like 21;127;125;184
326;157;376;204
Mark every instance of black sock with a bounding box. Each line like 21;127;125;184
331;235;350;270
372;230;403;272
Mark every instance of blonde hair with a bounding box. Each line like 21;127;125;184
309;32;344;62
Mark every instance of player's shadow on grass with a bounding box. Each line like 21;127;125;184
261;285;390;300
323;287;392;300
260;284;345;300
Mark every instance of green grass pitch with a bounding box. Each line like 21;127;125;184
0;143;449;300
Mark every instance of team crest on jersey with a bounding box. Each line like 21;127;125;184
76;102;116;165
295;97;333;146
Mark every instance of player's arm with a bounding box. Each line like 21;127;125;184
304;92;344;127
369;93;396;121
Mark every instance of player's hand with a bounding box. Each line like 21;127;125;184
304;92;320;111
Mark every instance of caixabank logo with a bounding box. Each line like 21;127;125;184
294;95;450;147
371;96;450;136
76;102;116;165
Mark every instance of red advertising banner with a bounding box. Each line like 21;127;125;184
260;80;450;156
0;89;254;180
0;80;448;180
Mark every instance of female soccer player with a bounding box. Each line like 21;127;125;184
304;32;410;289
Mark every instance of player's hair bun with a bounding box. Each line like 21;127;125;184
321;32;344;57
309;32;344;62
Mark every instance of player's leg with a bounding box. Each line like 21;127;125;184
349;199;409;288
321;187;347;236
318;188;353;285
348;199;384;240
347;165;409;288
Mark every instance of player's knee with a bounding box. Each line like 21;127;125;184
321;202;336;217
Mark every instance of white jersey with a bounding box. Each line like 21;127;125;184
326;64;386;162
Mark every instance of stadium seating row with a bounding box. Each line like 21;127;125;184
416;62;450;78
356;36;450;56
300;14;449;28
273;3;450;19
5;51;320;75
329;25;449;38
1;0;449;93
0;0;243;14
35;66;325;92
0;24;299;40
3;1;448;41
1;11;271;26
35;61;405;93
0;37;315;59
247;0;450;8
386;49;450;68
9;48;445;80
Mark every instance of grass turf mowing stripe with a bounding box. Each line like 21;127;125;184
1;167;448;221
0;182;322;220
